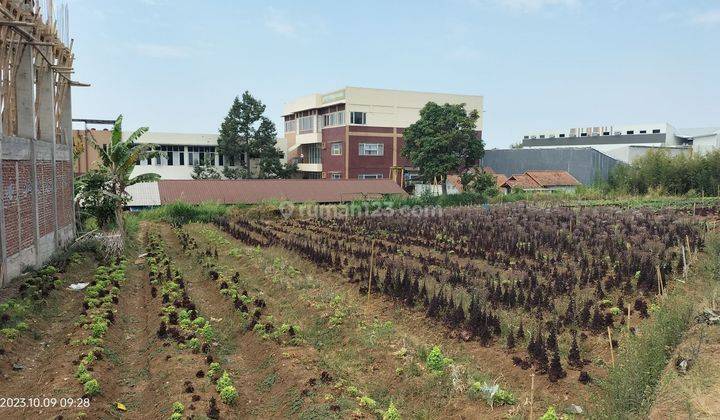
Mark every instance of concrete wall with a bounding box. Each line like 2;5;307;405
481;148;620;185
1;47;75;285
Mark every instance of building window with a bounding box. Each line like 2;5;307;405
358;143;384;156
350;112;366;125
640;130;647;134
358;174;383;179
539;135;545;139
331;142;342;156
603;131;610;135
188;146;216;166
330;172;342;180
160;145;184;166
322;111;345;128
580;133;588;137
523;135;529;139
284;119;296;133
626;130;634;135
559;134;566;138
218;153;224;166
652;129;661;133
298;115;315;132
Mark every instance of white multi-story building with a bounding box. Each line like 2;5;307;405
520;123;720;163
74;129;287;179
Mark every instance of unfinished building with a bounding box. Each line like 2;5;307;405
0;0;77;284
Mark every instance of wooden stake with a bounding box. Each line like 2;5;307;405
686;235;692;262
627;305;631;332
367;239;376;302
607;327;615;368
529;373;535;420
681;244;687;278
656;265;664;296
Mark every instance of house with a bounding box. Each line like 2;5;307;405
500;170;580;194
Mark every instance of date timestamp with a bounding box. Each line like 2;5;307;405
0;397;90;409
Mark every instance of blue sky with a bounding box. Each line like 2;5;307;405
67;0;720;148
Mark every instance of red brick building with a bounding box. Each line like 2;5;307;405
283;87;483;184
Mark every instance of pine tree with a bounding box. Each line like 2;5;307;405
564;295;577;326
590;307;605;333
517;321;525;340
568;331;582;368
506;328;516;349
548;348;566;382
217;92;295;179
546;326;558;353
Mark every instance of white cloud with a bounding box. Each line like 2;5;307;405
692;10;720;25
264;7;297;37
134;43;192;59
494;0;579;12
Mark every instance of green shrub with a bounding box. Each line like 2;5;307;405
425;346;452;372
216;371;234;392
83;378;101;396
219;385;238;405
137;201;228;226
383;402;400;420
208;362;221;378
357;395;377;409
468;382;516;407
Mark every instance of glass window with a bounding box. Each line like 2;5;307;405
331;142;342;156
627;130;634;135
298;115;315;132
652;129;661;134
330;172;342;180
284;119;296;133
358;143;384;156
350;112;366;125
358;174;383;179
321;111;345;128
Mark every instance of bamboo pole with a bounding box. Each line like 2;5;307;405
529;373;535;420
607;327;615;368
367;239;376;302
681;244;687;278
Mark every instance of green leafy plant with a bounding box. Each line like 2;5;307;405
219;385;238;405
383;402;400;420
425;346;452;372
83;378;101;396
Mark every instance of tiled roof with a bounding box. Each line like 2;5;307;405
503;174;542;189
156;179;407;205
525;171;581;187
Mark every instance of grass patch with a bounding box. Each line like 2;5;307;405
596;233;720;417
132;201;228;226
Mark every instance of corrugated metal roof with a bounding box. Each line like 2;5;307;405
156;179;408;204
126;182;161;206
525;171;581;187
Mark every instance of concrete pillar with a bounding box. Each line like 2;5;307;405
15;45;35;139
15;45;40;263
62;82;76;238
0;140;6;286
37;46;60;246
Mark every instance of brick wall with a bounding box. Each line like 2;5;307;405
1;142;75;285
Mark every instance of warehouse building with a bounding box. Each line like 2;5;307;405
481;147;620;185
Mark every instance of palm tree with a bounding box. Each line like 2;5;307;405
90;115;160;232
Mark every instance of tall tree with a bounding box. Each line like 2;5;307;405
402;102;484;195
81;115;159;232
217;91;294;179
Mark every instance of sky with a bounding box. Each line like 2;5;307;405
66;0;720;148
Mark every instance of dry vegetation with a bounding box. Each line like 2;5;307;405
0;202;717;419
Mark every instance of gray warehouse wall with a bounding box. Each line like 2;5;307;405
481;148;620;185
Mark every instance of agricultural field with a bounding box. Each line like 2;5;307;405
0;202;718;419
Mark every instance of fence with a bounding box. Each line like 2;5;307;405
0;0;76;284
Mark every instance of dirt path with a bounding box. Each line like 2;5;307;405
0;257;97;419
158;223;325;418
